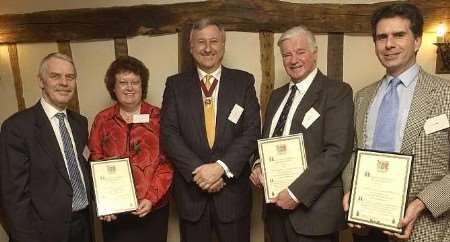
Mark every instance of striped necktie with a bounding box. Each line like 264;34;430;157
55;112;89;211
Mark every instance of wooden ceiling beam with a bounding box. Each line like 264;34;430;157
0;0;448;44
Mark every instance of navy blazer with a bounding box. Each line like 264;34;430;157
161;66;261;222
0;102;91;242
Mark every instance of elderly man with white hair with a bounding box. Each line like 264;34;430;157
250;26;354;242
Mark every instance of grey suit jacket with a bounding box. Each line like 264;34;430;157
263;70;354;235
343;68;450;242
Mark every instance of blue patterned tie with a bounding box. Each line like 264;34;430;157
55;113;88;211
273;85;297;137
372;78;402;152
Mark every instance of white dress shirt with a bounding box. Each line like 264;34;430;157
268;68;317;202
40;98;87;187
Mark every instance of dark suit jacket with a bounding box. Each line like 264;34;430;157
262;71;354;235
160;66;260;223
0;102;92;242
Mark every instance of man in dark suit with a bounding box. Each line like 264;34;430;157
161;18;260;242
0;53;92;242
250;26;354;242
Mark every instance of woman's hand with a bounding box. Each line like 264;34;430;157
132;199;152;218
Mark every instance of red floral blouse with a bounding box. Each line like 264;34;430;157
89;102;173;209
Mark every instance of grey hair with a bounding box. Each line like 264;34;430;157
38;52;77;79
189;18;226;42
277;26;317;52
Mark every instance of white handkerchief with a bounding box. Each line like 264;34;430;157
228;104;244;124
132;114;150;123
83;145;90;161
424;114;449;135
302;107;320;129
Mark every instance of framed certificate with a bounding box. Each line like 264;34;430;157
347;149;413;233
90;158;138;216
258;134;307;203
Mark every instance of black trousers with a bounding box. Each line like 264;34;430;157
180;201;250;242
266;205;339;242
103;205;169;242
352;229;388;242
68;208;91;242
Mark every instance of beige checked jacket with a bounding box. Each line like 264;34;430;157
343;68;450;242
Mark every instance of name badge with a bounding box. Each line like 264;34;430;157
228;104;244;124
424;114;449;135
302;107;320;129
132;114;150;123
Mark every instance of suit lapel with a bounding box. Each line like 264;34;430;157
357;81;381;149
289;71;323;134
401;70;436;154
263;85;289;138
187;70;210;148
33;103;71;186
215;68;234;148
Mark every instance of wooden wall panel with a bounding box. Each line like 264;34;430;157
8;44;26;111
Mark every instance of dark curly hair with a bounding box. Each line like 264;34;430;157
104;56;149;101
371;3;423;40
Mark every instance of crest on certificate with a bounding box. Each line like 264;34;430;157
276;144;287;155
107;165;117;174
376;160;389;173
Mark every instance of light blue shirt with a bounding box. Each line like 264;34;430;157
366;64;419;152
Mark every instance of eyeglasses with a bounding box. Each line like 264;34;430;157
117;80;141;88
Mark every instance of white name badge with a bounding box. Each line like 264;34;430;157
132;114;150;123
302;107;320;129
228;104;244;124
424;114;449;135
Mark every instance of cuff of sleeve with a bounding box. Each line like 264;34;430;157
287;188;299;203
217;160;234;178
251;159;261;170
417;190;443;218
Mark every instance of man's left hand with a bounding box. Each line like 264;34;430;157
383;198;426;240
271;189;300;210
192;163;225;190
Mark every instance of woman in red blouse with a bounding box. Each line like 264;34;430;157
89;56;173;242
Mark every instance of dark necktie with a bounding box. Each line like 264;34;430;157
273;85;297;137
55;113;88;211
372;78;402;152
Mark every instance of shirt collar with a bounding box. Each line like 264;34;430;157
197;66;222;82
385;64;419;87
40;98;67;120
290;68;318;94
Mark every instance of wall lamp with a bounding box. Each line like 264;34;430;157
434;23;450;74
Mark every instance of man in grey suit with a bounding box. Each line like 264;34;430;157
250;26;354;242
342;3;450;242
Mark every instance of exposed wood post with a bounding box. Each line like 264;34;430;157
8;44;26;111
57;41;80;112
114;38;128;58
327;33;344;81
178;24;194;73
259;32;275;123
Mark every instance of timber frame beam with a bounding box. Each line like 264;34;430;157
0;0;448;44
